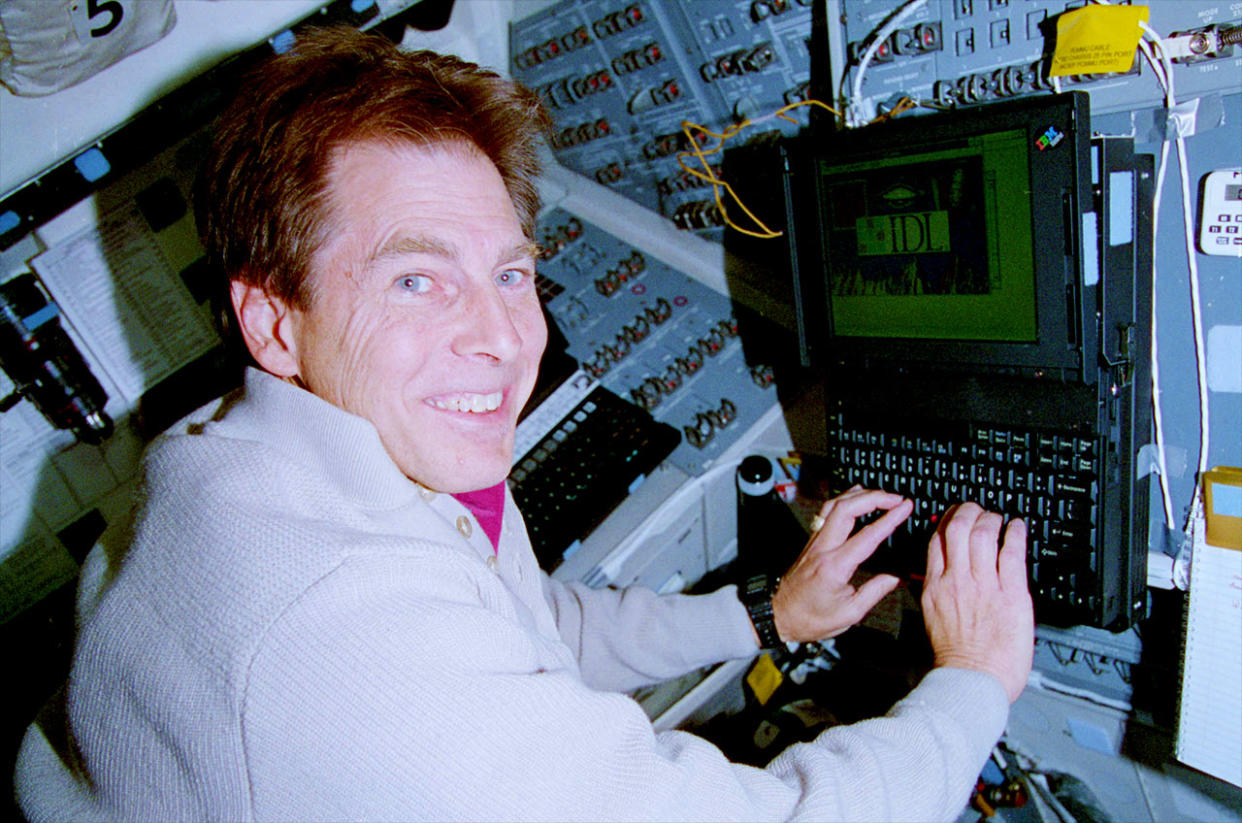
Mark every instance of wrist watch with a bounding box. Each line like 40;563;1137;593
742;574;782;649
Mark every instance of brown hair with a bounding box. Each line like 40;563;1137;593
195;24;551;324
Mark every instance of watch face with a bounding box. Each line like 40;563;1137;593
743;575;781;648
744;577;775;617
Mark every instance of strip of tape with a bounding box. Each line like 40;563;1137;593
1136;442;1188;479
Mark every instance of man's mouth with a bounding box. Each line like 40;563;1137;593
426;391;503;413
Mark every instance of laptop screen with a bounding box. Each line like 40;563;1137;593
818;128;1037;344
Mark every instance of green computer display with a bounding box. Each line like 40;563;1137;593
817;129;1038;343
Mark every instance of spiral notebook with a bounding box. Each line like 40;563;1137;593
1175;523;1242;788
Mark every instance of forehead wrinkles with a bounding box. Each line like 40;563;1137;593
312;139;533;291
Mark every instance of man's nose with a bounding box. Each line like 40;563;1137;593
451;281;524;362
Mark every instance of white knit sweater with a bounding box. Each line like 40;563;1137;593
16;368;1009;821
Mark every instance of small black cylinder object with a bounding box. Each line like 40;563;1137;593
730;456;789;578
0;274;113;444
736;455;802;579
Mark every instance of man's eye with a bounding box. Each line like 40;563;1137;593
496;269;529;287
395;274;432;293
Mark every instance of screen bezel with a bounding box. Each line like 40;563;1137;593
794;92;1093;380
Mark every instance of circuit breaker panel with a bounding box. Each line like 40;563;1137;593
514;0;1241;230
533;208;783;477
510;0;817;238
840;0;1241;119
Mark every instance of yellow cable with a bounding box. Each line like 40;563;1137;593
675;98;842;239
869;96;916;124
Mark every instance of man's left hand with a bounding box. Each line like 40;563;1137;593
770;487;912;644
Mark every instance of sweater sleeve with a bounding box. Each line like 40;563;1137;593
242;550;1008;822
541;576;759;692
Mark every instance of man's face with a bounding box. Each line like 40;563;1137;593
285;140;547;493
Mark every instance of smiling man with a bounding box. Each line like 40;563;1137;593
232;139;547;494
15;25;1034;823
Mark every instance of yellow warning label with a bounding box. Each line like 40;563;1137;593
1049;4;1149;77
746;653;784;706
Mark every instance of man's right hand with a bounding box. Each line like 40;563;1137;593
920;502;1034;703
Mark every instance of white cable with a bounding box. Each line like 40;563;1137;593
1175;132;1211;492
1087;4;1212;543
1140;20;1176;112
1141;25;1211;533
1136;21;1180;534
1102;5;1181;535
846;0;927;127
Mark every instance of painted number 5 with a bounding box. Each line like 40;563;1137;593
85;0;124;38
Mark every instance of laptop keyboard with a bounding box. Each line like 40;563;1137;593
827;411;1102;616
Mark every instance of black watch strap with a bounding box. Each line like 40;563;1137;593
742;574;782;649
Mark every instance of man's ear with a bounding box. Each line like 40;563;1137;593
230;280;301;378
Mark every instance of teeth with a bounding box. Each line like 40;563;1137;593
428;392;503;413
